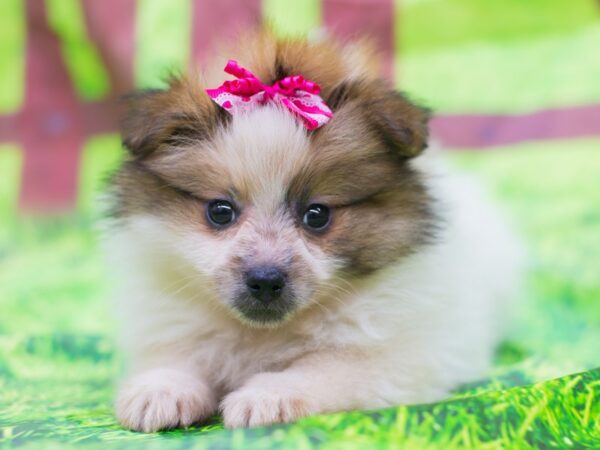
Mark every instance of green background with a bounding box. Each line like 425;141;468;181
1;0;599;448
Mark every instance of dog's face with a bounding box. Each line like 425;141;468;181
110;42;436;327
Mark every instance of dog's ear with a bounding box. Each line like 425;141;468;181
119;77;229;159
327;79;431;159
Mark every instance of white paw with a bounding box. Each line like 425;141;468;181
116;368;215;432
221;375;313;428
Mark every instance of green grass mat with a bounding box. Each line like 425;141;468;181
1;138;599;448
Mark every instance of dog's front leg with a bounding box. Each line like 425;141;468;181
116;366;216;432
221;351;393;428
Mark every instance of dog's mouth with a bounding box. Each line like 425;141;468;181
232;295;297;325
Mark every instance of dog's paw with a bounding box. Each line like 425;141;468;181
221;374;313;428
116;368;215;432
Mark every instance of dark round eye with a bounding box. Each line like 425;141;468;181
302;204;331;230
207;200;235;227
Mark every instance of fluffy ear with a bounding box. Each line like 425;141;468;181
119;77;229;159
327;79;431;159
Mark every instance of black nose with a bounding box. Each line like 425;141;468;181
245;266;286;303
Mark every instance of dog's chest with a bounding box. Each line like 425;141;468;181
196;326;314;391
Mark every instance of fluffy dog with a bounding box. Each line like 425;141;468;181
104;31;522;432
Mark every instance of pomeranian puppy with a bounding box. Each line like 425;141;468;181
104;31;522;432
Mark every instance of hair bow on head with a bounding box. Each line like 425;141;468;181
206;60;333;130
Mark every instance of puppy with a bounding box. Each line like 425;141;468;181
104;31;522;432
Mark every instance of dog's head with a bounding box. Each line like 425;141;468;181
110;33;436;327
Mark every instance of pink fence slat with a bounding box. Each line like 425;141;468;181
81;100;119;137
323;0;395;80
191;0;262;65
0;114;18;143
81;0;136;96
17;0;84;212
432;104;600;149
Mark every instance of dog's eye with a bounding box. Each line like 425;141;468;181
302;204;330;231
207;200;235;227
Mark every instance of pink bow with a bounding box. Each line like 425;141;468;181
206;60;333;130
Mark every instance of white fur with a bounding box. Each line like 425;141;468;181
105;108;523;431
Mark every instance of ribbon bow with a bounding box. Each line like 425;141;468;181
206;60;333;130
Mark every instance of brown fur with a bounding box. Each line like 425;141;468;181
214;29;379;97
119;77;230;159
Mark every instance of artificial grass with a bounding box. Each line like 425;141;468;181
3;370;599;450
1;138;599;448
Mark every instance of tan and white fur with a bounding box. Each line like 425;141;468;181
104;31;522;432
